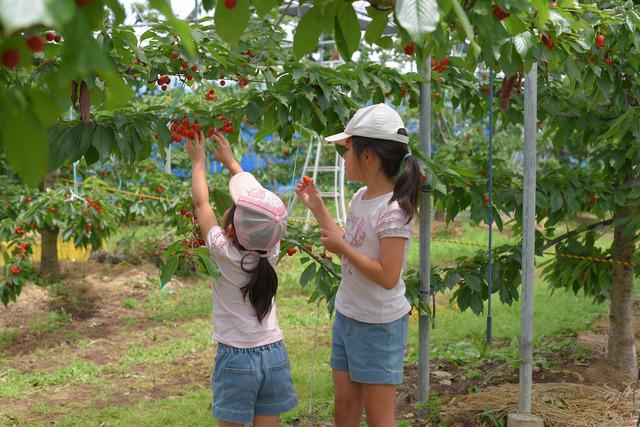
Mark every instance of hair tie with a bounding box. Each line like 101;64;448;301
403;152;412;161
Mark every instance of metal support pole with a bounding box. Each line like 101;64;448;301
165;146;172;173
518;63;537;415
418;54;432;402
487;69;494;345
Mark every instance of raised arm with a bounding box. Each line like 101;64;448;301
185;131;217;239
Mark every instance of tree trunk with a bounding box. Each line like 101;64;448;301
40;227;60;282
40;171;60;282
607;206;638;381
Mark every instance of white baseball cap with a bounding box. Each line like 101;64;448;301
229;172;288;252
324;103;409;145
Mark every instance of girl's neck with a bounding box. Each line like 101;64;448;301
362;174;394;199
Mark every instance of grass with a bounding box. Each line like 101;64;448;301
1;220;628;426
0;359;106;398
26;309;73;334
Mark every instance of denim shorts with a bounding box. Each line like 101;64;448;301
212;340;298;424
331;310;409;384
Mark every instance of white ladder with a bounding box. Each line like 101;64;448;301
298;134;347;228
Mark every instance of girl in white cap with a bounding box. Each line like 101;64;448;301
186;130;297;427
296;103;421;427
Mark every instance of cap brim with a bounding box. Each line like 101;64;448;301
324;132;351;144
229;172;262;203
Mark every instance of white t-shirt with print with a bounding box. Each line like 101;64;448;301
205;226;283;348
336;187;414;323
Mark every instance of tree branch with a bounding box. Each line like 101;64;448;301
540;218;614;252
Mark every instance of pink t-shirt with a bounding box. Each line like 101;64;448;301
336;187;414;323
205;226;283;348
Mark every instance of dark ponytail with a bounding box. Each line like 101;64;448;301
352;128;421;222
223;205;278;323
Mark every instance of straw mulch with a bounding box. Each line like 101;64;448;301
440;382;637;426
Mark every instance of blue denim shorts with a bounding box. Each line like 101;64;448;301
331;310;409;384
212;340;298;424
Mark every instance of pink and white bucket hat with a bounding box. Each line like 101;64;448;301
229;172;288;252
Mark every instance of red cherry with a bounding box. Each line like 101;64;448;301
219;80;225;86
403;41;415;56
239;79;248;87
161;84;167;91
10;266;21;275
50;207;57;213
302;176;312;184
191;65;197;73
541;34;554;49
86;222;92;231
174;135;183;142
193;123;201;132
156;186;164;194
171;51;179;59
604;57;613;65
2;49;19;69
46;32;55;42
26;35;45;52
54;34;61;43
595;34;605;49
434;92;442;100
439;58;449;68
549;2;557;6
25;196;32;202
186;74;193;81
492;5;510;20
224;0;236;9
181;62;188;70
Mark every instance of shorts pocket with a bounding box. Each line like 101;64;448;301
222;366;256;399
269;361;294;395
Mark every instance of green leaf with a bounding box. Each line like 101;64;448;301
532;0;550;29
502;15;528;35
334;2;360;61
214;0;251;45
149;0;195;56
102;73;134;109
84;144;99;165
160;256;179;288
103;0;126;25
300;262;317;287
202;0;214;11
513;32;534;58
195;248;220;278
293;7;323;58
364;9;390;45
254;0;280;18
93;125;114;159
395;0;439;44
498;42;521;76
0;109;48;186
451;0;479;58
72;124;94;162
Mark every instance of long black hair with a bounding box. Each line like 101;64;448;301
351;128;421;222
223;204;278;323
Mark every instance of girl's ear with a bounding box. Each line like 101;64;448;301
226;223;235;237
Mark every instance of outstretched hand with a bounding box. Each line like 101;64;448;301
185;131;207;165
295;177;323;211
210;130;236;168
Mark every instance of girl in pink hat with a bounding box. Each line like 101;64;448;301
186;131;297;427
296;104;421;427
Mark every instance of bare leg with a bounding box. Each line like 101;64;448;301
363;383;397;427
333;369;363;427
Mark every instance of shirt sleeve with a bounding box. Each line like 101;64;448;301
205;225;231;260
375;202;414;240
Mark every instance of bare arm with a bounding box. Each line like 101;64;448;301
321;229;407;290
185;132;217;239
